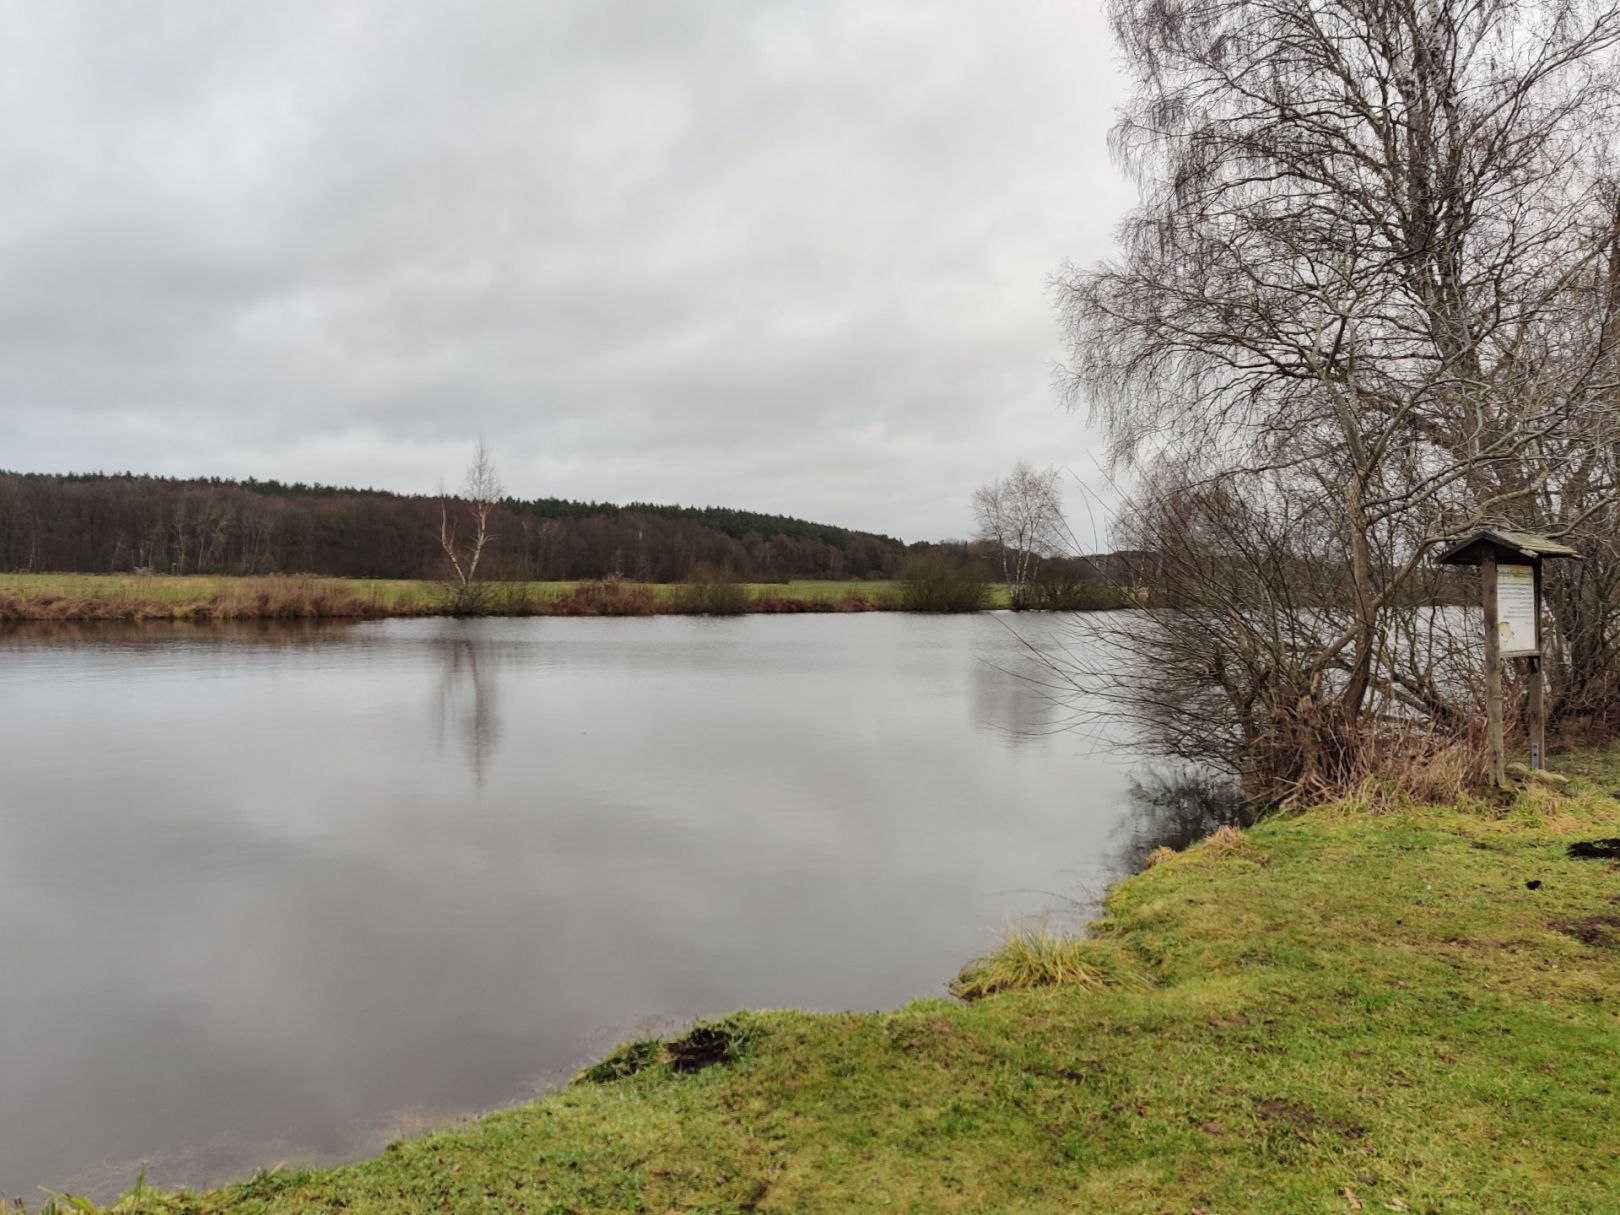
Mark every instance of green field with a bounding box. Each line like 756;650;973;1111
0;574;1025;619
31;752;1620;1212
0;573;966;619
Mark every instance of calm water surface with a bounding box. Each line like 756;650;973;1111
0;613;1142;1197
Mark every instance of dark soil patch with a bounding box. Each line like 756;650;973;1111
1253;1097;1366;1141
667;1017;752;1074
1567;838;1620;860
1254;1098;1317;1129
1554;915;1620;948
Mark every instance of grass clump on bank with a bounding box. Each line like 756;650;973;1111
950;925;1140;1000
26;754;1620;1213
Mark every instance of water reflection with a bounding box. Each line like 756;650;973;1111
0;614;1140;1199
969;654;1052;748
433;632;501;786
1113;766;1257;874
0;617;358;649
967;616;1095;751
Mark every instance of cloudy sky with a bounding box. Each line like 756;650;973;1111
0;1;1133;542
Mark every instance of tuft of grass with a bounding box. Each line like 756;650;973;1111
1330;734;1487;810
950;925;1118;1001
1140;843;1177;868
1200;822;1249;858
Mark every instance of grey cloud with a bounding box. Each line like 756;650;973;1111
0;0;1132;539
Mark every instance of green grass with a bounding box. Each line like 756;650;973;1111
950;924;1132;1000
0;573;612;609
32;752;1620;1213
0;574;932;618
0;574;896;598
0;572;451;611
0;574;1017;617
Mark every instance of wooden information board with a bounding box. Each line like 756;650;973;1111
1497;564;1538;657
1436;528;1578;783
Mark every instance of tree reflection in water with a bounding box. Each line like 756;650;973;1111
434;632;500;788
1113;766;1257;874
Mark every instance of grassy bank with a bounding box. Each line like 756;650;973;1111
0;573;961;620
31;754;1620;1213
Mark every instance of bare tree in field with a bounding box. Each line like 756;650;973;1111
440;440;503;599
973;463;1067;608
1051;0;1620;798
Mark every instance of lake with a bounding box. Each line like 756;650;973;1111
0;612;1150;1199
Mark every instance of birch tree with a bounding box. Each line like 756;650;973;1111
972;463;1067;608
440;440;504;601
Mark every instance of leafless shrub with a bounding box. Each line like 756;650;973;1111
898;553;992;612
1028;556;1122;611
670;563;750;615
547;577;659;616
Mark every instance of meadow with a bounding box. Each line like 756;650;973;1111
0;573;998;620
25;750;1620;1212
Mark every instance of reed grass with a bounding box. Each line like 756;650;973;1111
950;925;1123;1001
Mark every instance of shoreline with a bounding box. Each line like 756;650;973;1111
0;573;914;622
0;572;1097;622
15;749;1620;1212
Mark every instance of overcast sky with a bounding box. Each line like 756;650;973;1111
0;1;1133;542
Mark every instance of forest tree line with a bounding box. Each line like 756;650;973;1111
0;471;908;582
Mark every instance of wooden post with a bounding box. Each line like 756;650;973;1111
1482;551;1505;787
1528;561;1545;771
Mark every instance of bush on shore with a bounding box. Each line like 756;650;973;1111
546;578;661;616
898;554;992;612
669;565;751;615
1021;557;1125;611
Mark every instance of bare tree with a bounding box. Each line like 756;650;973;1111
1052;0;1620;797
440;440;504;601
1036;459;1488;800
972;463;1067;608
